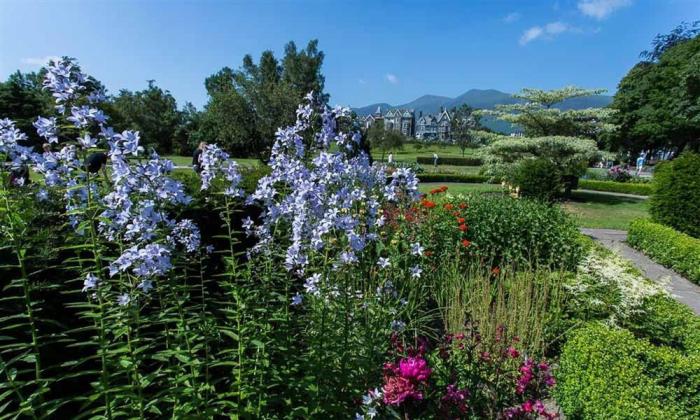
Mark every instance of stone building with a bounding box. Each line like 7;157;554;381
415;108;451;141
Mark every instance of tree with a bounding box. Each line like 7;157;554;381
486;86;612;140
366;123;404;161
641;21;700;62
0;71;51;148
608;31;700;155
484;136;601;196
198;40;327;159
111;80;181;153
450;104;480;156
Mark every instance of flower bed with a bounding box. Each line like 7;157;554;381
417;172;494;183
628;219;700;284
578;179;652;195
416;156;483;166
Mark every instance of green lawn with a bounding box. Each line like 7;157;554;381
420;165;483;175
372;143;477;163
561;190;649;230
164;155;261;168
419;182;503;195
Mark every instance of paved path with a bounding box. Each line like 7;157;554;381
581;228;700;315
575;189;648;200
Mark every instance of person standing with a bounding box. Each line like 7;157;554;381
636;152;646;176
193;142;206;174
433;152;438;168
387;153;393;164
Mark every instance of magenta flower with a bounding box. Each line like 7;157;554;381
398;356;431;382
382;376;423;406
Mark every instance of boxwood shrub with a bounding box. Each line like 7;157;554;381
556;322;700;419
625;295;700;355
628;219;700;284
649;152;700;237
416;156;482;166
418;173;494;183
577;179;652;195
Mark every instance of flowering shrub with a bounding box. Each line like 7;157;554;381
357;328;558;419
607;165;632;182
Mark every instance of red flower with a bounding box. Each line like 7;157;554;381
491;267;501;275
421;199;436;209
461;239;471;247
456;217;465;224
459;202;468;209
458;224;468;232
443;203;454;210
424;250;433;257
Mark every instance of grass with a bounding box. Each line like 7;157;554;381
420;165;483;175
419;182;503;195
164;154;260;168
372;143;476;163
561;191;649;230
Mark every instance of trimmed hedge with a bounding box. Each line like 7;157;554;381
556;322;700;419
417;173;495;184
628;219;700;284
416;156;482;166
626;295;700;355
649;152;700;237
578;179;652;195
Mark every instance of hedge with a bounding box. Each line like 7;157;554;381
417;173;495;184
578;179;652;196
416;156;482;166
556;322;700;419
649;152;700;237
628;219;700;284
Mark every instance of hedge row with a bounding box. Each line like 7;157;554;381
628;219;700;284
556;322;700;419
416;156;483;166
417;173;495;184
578;179;652;196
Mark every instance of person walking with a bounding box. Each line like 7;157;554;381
193;142;206;174
636;152;646;176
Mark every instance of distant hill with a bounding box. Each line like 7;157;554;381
352;89;613;133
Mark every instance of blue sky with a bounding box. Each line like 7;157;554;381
1;0;698;109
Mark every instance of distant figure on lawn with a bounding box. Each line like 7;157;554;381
433;152;438;168
193;142;207;174
636;152;646;175
85;151;108;178
388;153;393;164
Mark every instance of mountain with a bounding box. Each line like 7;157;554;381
353;89;612;116
352;89;613;133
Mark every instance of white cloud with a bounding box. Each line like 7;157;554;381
519;21;571;45
519;27;545;45
385;73;399;85
578;0;631;20
503;12;521;23
20;55;61;67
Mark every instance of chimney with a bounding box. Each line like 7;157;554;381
419;111;423;118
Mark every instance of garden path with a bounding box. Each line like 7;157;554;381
575;189;649;200
581;228;700;315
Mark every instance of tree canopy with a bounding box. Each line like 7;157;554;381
608;30;700;155
485;86;612;140
197;40;326;159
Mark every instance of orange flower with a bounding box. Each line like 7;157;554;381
459;203;468;209
491;267;501;275
461;239;471;247
430;188;441;195
452;211;460;217
443;203;454;210
456;217;465;224
458;224;468;232
421;199;436;209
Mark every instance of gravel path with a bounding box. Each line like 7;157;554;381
581;228;700;315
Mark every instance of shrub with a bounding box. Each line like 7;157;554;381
452;194;583;270
649;152;700;237
577;179;652;195
625;295;700;355
509;158;563;202
607;165;632;182
628;219;700;284
556;322;700;419
416;156;482;166
417;173;492;183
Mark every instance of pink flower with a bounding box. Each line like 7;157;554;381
398;356;431;382
522;400;534;413
506;346;520;359
382;376;423;406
